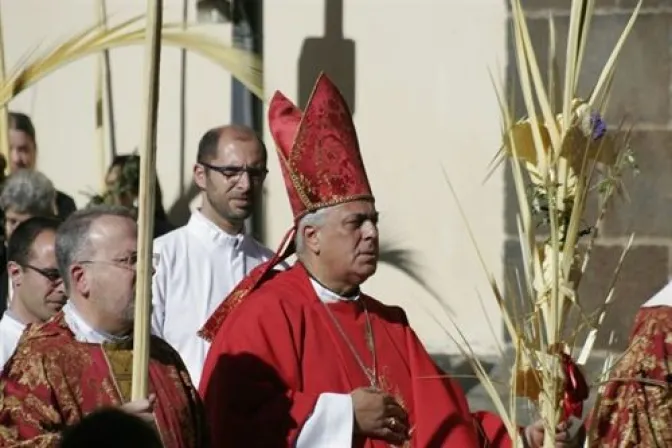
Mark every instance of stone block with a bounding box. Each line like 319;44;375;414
601;131;672;238
576;244;669;350
505;13;670;125
501;240;669;350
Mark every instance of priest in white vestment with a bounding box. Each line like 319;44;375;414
152;125;276;388
0;216;64;369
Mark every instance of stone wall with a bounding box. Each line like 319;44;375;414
504;1;672;351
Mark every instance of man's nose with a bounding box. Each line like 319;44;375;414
362;221;378;239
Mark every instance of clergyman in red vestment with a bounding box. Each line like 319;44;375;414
0;206;208;448
198;73;578;448
589;281;672;447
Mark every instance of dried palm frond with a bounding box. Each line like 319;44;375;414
445;1;642;446
0;15;263;107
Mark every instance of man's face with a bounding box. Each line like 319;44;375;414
194;136;267;227
10;230;66;322
8;129;36;172
5;209;33;240
312;200;380;286
81;216;138;335
105;165;134;207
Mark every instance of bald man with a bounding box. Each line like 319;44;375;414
151;125;275;388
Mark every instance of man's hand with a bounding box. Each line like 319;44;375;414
524;418;585;448
351;387;410;445
120;393;156;424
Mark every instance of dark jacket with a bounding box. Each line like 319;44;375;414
55;191;77;220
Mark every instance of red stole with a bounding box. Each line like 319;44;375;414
200;264;513;447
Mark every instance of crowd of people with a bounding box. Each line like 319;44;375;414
0;74;667;447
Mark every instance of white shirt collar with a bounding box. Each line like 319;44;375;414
62;301;131;344
187;210;246;248
0;310;25;332
642;280;672;308
310;278;360;304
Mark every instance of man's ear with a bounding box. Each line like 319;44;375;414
193;163;207;190
303;225;321;255
70;264;89;297
7;261;22;289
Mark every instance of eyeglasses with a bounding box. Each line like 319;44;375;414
78;253;138;271
199;161;268;183
22;264;61;283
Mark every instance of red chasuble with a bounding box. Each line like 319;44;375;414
589;306;672;447
200;264;514;447
0;312;208;448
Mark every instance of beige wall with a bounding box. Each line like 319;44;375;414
264;0;509;355
2;0;511;356
1;0;232;213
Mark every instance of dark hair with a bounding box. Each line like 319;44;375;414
8;112;36;142
7;216;61;266
59;408;162;448
107;155;168;221
196;125;267;163
55;205;135;293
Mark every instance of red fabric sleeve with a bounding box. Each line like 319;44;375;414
199;294;321;447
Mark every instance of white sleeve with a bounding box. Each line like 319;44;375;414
295;392;353;448
150;244;167;338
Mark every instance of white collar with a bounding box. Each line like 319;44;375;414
642;280;672;308
0;310;25;331
63;301;131;344
310;278;360;304
187;210;246;248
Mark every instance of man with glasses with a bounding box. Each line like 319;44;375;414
151;124;275;388
0;205;207;447
0;216;63;369
0;169;58;313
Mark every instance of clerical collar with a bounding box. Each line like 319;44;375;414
1;309;24;329
63;302;131;344
309;276;361;304
188;209;246;249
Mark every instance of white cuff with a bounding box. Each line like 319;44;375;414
296;392;353;447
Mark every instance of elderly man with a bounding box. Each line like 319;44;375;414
152;124;273;388
0;205;207;447
0;217;64;369
0;169;58;314
198;74;579;447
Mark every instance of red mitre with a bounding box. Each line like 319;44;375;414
199;73;374;342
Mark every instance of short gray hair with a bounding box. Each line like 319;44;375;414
0;169;56;216
295;208;329;254
56;204;135;293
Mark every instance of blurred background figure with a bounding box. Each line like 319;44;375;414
59;408;163;448
90;154;174;239
8;112;77;220
0;169;59;311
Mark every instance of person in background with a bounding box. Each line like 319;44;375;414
91;154;174;238
59;408;163;448
8;111;77;220
589;280;672;446
0;205;207;447
151;124;274;389
0;169;58;312
0;216;64;370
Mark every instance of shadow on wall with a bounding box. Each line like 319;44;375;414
298;0;356;113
